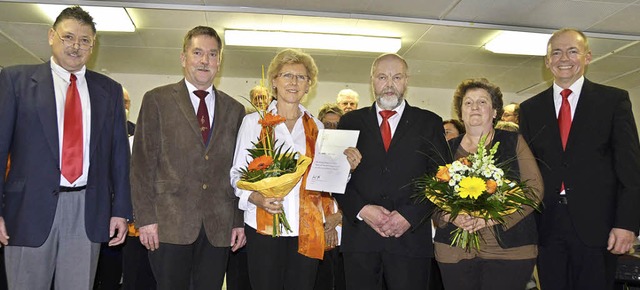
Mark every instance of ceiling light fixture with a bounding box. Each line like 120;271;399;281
224;30;401;53
39;4;135;32
484;31;551;56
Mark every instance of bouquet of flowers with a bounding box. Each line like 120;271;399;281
415;135;540;251
236;110;311;236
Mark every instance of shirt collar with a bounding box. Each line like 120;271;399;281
50;57;86;83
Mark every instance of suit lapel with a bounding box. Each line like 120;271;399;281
565;79;595;152
364;105;385;151
538;87;565;152
207;86;225;154
173;80;205;148
389;102;416;151
86;71;108;158
33;62;60;162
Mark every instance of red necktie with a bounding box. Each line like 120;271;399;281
380;110;396;152
558;89;572;150
558;88;572;193
61;74;83;183
194;90;210;144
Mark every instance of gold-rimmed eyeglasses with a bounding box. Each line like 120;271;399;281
54;30;94;51
278;72;309;82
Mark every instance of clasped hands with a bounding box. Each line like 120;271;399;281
359;205;410;238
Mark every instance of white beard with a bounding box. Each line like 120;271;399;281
376;94;403;110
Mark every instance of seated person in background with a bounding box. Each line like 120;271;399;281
317;103;344;129
443;119;465;141
495;120;519;132
336;88;359;113
501;103;519;124
248;85;272;113
442;119;465;141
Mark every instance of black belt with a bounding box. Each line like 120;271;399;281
59;185;87;192
558;195;568;205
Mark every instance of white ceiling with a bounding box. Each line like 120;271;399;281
1;0;639;94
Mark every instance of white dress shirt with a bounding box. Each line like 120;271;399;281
51;57;91;187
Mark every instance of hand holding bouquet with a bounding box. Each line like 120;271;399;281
236;111;311;236
416;135;540;251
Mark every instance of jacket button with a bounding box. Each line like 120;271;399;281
205;155;209;160
202;184;208;190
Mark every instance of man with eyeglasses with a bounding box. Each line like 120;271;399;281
0;6;132;289
336;88;360;113
520;28;640;290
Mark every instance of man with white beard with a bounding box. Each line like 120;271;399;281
334;53;449;290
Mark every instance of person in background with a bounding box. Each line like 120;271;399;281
94;88;137;290
317;103;344;129
123;88;136;136
248;85;273;112
314;103;346;290
119;87;157;290
335;53;449;290
434;78;543;290
336;88;359;113
519;28;640;290
501;103;520;124
131;26;246;290
0;6;132;289
443;119;465;141
231;48;361;290
495;120;519;132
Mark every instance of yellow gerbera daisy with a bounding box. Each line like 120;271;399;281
458;177;486;199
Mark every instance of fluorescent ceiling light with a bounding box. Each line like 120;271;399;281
485;31;551;56
225;30;401;53
39;4;135;32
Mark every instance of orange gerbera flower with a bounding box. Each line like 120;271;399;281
248;155;274;171
486;179;497;194
436;166;451;182
259;112;286;127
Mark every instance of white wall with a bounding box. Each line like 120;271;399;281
110;73;534;123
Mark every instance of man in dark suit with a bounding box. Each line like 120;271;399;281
335;53;449;290
519;28;640;290
0;6;132;289
130;26;246;290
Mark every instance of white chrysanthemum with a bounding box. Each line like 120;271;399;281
449;179;457;187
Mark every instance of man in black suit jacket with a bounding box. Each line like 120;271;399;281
520;28;640;290
335;54;449;290
0;6;132;289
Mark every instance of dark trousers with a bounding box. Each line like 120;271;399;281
93;243;123;290
148;226;228;290
538;204;618;290
245;225;319;290
439;258;535;290
122;236;156;290
427;258;444;290
0;248;7;290
342;251;431;290
314;247;346;290
226;247;252;290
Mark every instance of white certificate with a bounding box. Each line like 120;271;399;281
305;129;360;194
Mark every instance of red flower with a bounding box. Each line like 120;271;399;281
248;155;274;171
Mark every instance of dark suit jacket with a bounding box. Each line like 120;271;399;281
131;80;245;247
335;102;449;258
0;62;132;247
520;78;640;247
